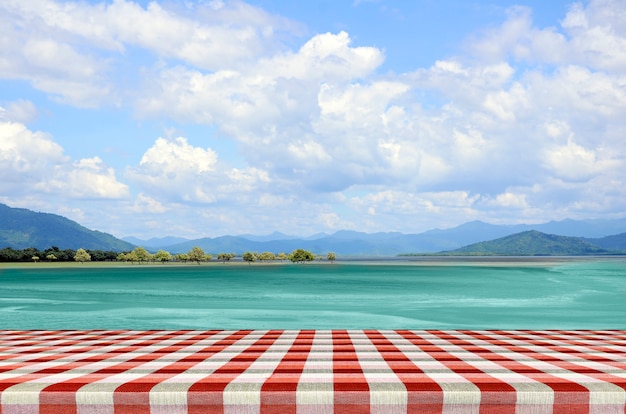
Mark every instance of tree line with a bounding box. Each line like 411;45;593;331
0;246;337;264
0;246;118;262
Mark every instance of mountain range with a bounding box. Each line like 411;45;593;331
0;203;135;251
129;219;626;255
2;203;626;255
445;230;621;256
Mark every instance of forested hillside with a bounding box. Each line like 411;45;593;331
0;204;134;251
446;230;611;256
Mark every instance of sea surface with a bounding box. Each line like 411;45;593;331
0;258;625;330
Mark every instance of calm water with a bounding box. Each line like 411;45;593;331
0;259;625;330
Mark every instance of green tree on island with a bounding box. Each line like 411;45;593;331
153;250;172;263
188;246;206;264
218;252;236;263
327;252;336;263
131;247;151;263
74;248;91;263
258;252;276;262
242;251;258;264
176;253;190;263
289;249;315;263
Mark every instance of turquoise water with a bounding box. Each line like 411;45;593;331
0;259;625;329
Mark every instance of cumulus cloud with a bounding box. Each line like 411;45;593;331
0;120;67;183
131;193;169;214
133;30;394;192
0;115;129;199
0;100;38;123
128;136;271;204
0;0;299;106
3;0;626;237
140;137;218;174
136;31;384;123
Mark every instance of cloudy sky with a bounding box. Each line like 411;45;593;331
1;0;625;239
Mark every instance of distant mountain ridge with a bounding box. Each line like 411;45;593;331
3;202;626;255
444;230;614;256
154;223;626;255
585;233;626;251
0;203;134;251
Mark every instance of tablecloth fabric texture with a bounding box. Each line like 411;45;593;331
1;330;625;413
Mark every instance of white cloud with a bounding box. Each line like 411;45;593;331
0;121;67;182
126;0;626;217
468;1;626;72
468;6;568;64
288;140;331;163
59;157;130;198
132;193;169;214
3;0;626;238
561;0;626;72
139;137;218;174
0;117;129;199
490;192;529;209
136;31;384;125
543;139;618;182
0;100;38;123
129;136;272;204
0;0;300;106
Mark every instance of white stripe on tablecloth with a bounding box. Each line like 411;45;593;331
497;330;626;355
76;331;220;414
75;331;238;413
296;330;334;414
222;330;298;413
387;331;482;414
1;331;171;406
349;330;407;414
477;331;626;378
149;331;261;413
0;331;145;370
457;331;626;414
148;330;262;413
431;331;555;414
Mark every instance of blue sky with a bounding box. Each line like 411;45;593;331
2;0;626;240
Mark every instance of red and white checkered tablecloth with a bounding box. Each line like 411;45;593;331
1;330;625;414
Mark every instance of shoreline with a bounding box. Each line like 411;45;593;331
1;255;625;269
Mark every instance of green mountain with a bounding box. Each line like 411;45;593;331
0;203;135;251
445;230;610;256
586;233;626;251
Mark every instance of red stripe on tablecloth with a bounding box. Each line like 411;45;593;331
333;330;369;414
488;330;626;353
1;330;626;414
0;330;127;365
537;330;626;344
472;330;626;412
113;330;251;414
186;330;282;414
399;330;519;414
364;330;444;413
443;330;595;414
37;330;197;414
482;330;626;376
489;330;626;369
479;330;626;373
260;330;314;414
0;331;150;391
0;330;159;414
